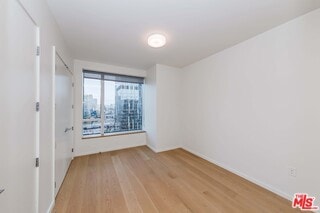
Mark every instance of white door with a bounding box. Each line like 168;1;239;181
55;53;73;196
0;0;39;212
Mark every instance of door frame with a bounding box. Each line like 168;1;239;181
51;46;74;201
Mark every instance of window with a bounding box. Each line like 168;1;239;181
83;70;144;137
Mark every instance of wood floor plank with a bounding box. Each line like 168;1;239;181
54;146;300;213
143;148;256;212
99;152;129;213
67;156;88;213
112;155;143;213
158;150;267;212
53;155;81;212
118;148;191;212
118;150;159;212
170;149;299;212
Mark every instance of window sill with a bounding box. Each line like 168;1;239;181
82;130;146;140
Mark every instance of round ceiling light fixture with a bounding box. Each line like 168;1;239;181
148;34;166;48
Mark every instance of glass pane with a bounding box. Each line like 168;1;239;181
83;78;101;119
104;81;143;134
83;120;101;136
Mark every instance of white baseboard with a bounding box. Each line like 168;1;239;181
157;146;180;153
182;145;292;201
146;144;158;153
146;144;180;153
75;143;146;157
47;200;55;213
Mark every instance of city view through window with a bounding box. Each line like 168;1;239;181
83;73;143;136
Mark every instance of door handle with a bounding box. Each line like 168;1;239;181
64;127;73;133
0;189;4;194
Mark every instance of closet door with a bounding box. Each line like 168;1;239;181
55;53;73;196
0;0;39;212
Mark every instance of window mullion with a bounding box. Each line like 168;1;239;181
101;78;105;135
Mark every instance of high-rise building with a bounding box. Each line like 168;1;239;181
83;94;99;119
114;82;142;132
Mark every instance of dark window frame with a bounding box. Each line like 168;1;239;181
82;70;144;137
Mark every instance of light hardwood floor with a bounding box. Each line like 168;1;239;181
53;146;299;213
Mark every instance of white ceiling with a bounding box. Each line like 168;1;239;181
47;0;320;69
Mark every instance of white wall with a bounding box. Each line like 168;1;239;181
145;64;182;152
18;1;73;212
156;65;182;151
73;60;147;157
182;8;320;200
144;65;157;150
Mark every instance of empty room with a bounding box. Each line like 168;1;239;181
1;0;320;212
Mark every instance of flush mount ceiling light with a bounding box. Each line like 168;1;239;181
148;34;166;48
